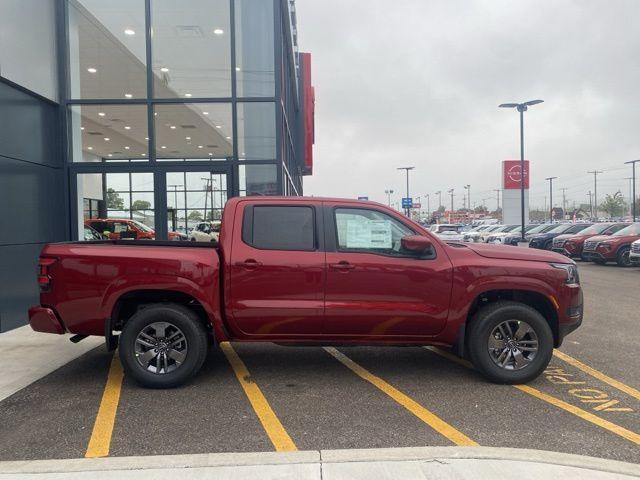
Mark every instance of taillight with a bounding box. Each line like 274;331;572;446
38;257;57;292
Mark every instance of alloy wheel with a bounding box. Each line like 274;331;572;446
134;321;188;374
487;320;538;371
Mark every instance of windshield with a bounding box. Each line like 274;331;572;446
580;223;614;236
548;224;572;234
612;223;640;236
438;225;461;233
131;220;154;233
526;224;549;234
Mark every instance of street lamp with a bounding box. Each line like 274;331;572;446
397;166;415;217
384;189;394;207
447;188;455;213
499;99;544;241
545;176;557;222
463;184;471;211
625;160;639;221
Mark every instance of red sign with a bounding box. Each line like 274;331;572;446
503;160;530;189
412;203;421;209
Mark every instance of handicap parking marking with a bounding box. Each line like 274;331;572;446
220;342;297;452
85;353;124;458
324;347;478;447
424;347;640;446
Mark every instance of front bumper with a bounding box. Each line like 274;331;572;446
28;306;65;334
630;252;640;265
556;286;584;347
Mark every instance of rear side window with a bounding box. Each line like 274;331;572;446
243;205;315;251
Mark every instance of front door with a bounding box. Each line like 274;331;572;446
227;201;325;337
323;205;452;338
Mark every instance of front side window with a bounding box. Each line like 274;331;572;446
244;206;315;251
335;208;413;256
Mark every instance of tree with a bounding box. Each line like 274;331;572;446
131;200;151;212
600;192;626;218
187;210;203;221
205;210;221;221
106;188;124;210
474;205;488;214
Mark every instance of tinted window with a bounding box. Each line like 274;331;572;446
335;208;413;256
245;206;315;250
567;224;591;233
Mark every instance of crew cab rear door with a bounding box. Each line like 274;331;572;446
227;201;325;337
323;203;452;337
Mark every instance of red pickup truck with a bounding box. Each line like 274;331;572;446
29;197;583;388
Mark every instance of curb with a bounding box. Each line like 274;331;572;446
0;447;637;477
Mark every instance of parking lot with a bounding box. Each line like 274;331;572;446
0;263;638;464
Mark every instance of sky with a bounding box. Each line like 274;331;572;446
295;0;640;212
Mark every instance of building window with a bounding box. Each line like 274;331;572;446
154;103;233;160
237;102;276;160
151;0;231;99
166;171;227;232
235;0;275;97
70;104;149;162
239;163;278;196
68;0;147;100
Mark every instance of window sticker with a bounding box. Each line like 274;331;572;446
346;219;392;249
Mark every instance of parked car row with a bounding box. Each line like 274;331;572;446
434;221;640;268
84;218;187;241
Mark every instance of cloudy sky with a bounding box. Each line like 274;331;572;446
295;0;640;212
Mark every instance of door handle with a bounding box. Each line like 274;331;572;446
329;261;354;271
235;259;262;269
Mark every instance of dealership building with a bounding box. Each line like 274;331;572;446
0;0;314;332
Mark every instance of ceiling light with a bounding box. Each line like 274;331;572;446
98;112;105;117
124;93;133;98
235;67;241;72
80;127;85;131
87;67;97;73
208;152;213;155
203;111;209;115
225;136;231;139
124;126;131;130
161;145;166;149
104;137;110;141
145;136;149;140
185;136;191;140
198;145;203;149
154;112;158;116
170;125;176;129
215;125;221;129
125;146;130;150
124;28;135;35
213;28;224;35
88;146;93;150
160;67;169;73
108;153;113;157
141;153;146;156
184;93;192;97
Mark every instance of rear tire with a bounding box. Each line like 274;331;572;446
616;246;631;267
119;303;209;388
467;301;553;384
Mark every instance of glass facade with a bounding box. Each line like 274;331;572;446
66;0;311;240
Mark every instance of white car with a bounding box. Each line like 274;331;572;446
631;239;640;265
189;221;221;242
463;225;493;242
429;224;465;242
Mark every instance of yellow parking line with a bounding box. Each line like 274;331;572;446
85;354;124;458
220;342;297;451
553;349;640;401
324;347;478;446
425;347;640;445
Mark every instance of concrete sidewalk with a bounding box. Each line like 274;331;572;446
0;325;102;402
0;447;637;479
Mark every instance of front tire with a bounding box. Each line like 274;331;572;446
119;303;209;388
467;301;553;384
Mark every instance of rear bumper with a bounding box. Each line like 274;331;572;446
28;306;65;334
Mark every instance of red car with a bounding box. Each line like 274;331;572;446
581;222;640;266
85;218;185;241
31;197;582;388
551;223;628;258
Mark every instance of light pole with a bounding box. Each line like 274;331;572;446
448;188;455;214
545;176;557;222
168;184;183;231
397;167;414;217
625;160;639;221
384;189;394;207
499;99;543;241
464;184;471;211
425;193;430;218
435;191;442;210
201;177;211;222
493;189;501;219
587;191;593;218
587;170;602;220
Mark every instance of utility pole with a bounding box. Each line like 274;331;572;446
425;193;430;218
436;190;442;210
587;170;602;220
561;188;567;218
448;189;455;214
587;191;593;218
384;189;394;207
464;184;471;211
493;189;501;217
397;167;415;217
545;176;557;222
625;160;639;221
201;177;211;222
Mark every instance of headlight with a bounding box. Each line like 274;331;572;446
550;263;580;285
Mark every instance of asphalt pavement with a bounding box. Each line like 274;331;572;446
0;262;638;466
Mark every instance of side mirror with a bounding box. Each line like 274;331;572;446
401;235;433;253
